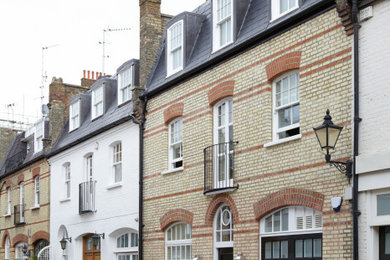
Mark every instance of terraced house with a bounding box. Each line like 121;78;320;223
140;0;354;259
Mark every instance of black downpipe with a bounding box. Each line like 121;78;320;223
139;95;147;260
352;0;360;259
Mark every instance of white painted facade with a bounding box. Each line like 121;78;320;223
49;121;139;260
356;0;390;258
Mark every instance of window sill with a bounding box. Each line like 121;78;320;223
59;198;71;203
106;182;123;190
264;134;302;148
3;214;11;218
161;167;184;175
166;67;183;78
211;41;234;55
270;6;299;23
30;205;40;210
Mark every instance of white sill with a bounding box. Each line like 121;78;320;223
270;6;299;23
59;198;71;203
166;66;183;78
211;41;234;54
264;134;302;148
162;167;184;175
106;182;123;190
3;214;11;217
30;205;40;210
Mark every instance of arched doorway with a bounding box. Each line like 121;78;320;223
83;234;101;260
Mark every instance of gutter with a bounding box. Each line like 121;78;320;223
352;0;361;259
144;0;334;98
138;95;147;260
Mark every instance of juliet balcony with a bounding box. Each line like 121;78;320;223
79;181;96;214
14;203;25;225
204;141;239;195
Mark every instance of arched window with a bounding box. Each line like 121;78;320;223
4;236;10;260
165;222;192;260
259;206;322;259
15;242;28;260
114;232;138;260
214;204;233;259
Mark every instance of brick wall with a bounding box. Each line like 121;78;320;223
143;8;353;260
0;159;50;259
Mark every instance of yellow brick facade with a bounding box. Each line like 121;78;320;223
143;8;353;260
0;159;50;259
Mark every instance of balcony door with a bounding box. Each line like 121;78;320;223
213;98;233;189
83;234;100;260
19;182;24;223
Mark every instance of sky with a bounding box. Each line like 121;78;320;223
0;0;206;128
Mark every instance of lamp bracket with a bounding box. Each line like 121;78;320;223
328;159;352;178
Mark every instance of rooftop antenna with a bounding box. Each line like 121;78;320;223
41;44;59;109
99;27;131;74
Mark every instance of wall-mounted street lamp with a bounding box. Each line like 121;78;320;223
22;243;30;257
60;236;72;250
313;109;352;177
92;232;105;248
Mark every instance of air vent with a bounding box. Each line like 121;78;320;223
315;214;322;228
306;215;313;229
296;216;303;230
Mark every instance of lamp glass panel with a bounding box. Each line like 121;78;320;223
328;127;342;149
314;127;327;149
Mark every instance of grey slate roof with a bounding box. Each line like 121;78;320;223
50;64;137;156
145;0;333;96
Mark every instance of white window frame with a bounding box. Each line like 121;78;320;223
64;163;71;199
34;120;44;152
92;86;104;119
34;176;40;207
118;67;133;105
115;232;139;260
168;117;183;170
112;142;122;183
259;206;323;259
214;204;233;260
165;222;192;260
167;20;184;77
15;242;28;260
272;70;300;142
271;0;299;21
5;236;10;260
212;0;234;52
69;100;80;131
7;187;11;215
213;98;233;189
86;154;93;182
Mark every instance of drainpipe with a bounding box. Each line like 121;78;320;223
352;0;361;259
138;95;147;260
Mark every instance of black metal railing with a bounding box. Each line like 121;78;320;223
204;141;239;194
14;203;25;225
79;181;96;214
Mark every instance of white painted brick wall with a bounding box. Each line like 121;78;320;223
359;0;390;155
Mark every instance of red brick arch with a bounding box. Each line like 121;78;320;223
253;188;325;220
31;231;50;244
2;230;10;248
32;167;41;178
5;180;11;189
17;174;24;184
12;234;28;247
160;209;194;230
163;103;184;125
266;51;301;81
205;194;239;226
208;81;235;105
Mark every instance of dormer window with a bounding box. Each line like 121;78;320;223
213;0;233;51
271;0;299;21
118;67;133;105
167;20;183;76
92;86;104;119
69;100;80;131
34;120;44;152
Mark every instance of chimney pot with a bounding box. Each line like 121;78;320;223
87;70;90;79
92;71;95;80
83;70;86;79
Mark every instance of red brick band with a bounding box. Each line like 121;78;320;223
253;188;325;220
205;194;239;225
266;51;301;80
163;103;184;125
208;81;235;105
160;209;194;230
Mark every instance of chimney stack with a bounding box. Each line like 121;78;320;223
81;70;104;88
139;0;164;88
